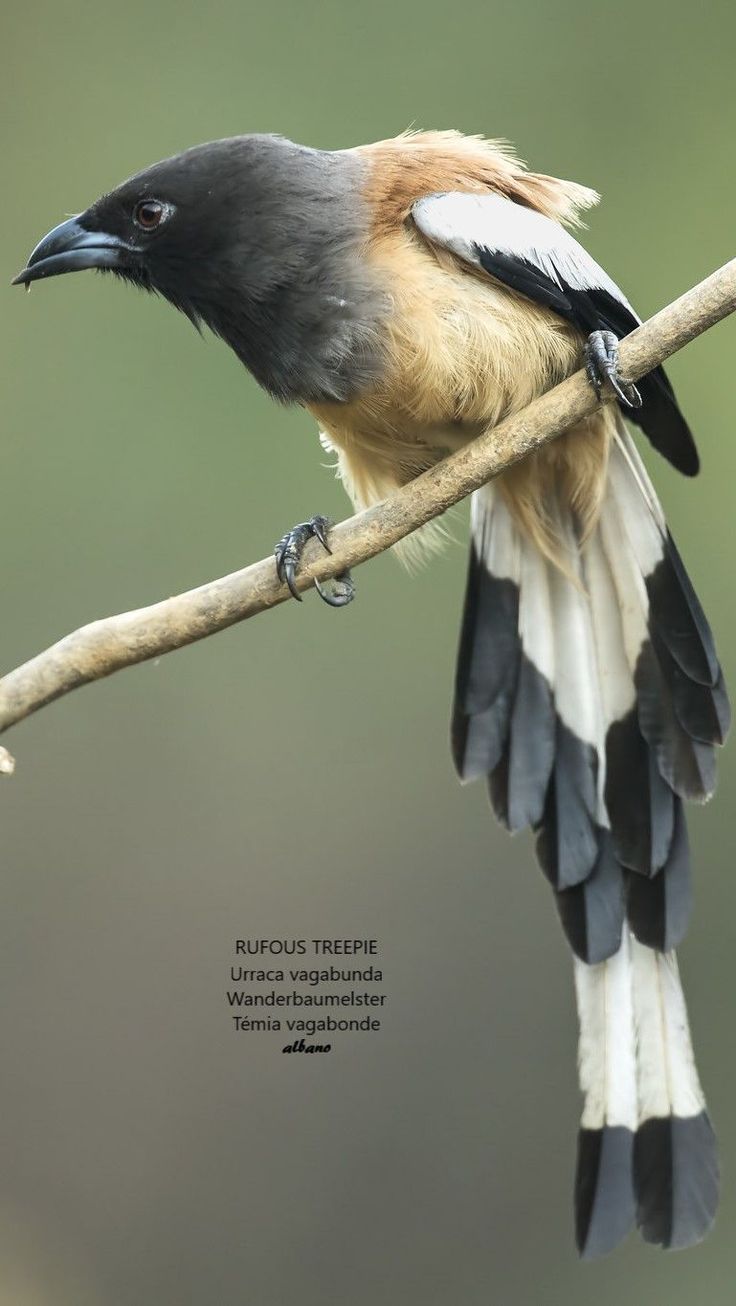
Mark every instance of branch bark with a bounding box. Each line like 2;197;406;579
2;256;736;753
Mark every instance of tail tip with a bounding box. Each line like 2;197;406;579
634;1112;719;1250
575;1113;719;1256
575;1125;636;1259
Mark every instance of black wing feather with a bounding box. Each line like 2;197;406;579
474;248;699;477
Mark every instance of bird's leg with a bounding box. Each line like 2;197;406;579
274;515;355;607
584;330;642;410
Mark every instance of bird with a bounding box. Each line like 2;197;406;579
13;129;728;1257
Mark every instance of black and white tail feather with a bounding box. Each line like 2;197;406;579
452;423;726;1256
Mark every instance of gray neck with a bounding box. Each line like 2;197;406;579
195;139;389;404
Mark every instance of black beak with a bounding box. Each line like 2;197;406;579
12;216;138;286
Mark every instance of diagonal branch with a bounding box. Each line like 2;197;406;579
1;256;735;763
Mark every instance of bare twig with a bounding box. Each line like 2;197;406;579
1;257;735;754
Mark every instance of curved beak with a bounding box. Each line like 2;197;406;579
12;216;138;286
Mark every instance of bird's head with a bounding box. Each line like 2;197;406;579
14;137;298;320
12;135;382;401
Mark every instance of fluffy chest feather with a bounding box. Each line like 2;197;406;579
308;225;583;512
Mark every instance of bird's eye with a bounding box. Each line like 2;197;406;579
133;199;168;231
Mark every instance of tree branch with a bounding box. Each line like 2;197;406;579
1;256;735;758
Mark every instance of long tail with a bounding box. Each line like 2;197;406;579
453;422;727;1256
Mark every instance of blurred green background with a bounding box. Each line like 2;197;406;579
2;2;736;1303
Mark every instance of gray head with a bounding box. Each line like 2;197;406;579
14;135;387;403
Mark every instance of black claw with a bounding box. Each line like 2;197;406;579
284;560;301;601
315;572;356;607
608;372;642;410
585;330;642;410
275;547;287;585
310;517;332;554
273;515;354;607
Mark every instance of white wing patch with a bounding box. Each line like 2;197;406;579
413;191;637;316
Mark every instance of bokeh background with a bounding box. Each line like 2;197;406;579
2;2;736;1303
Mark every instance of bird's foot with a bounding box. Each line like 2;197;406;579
585;330;642;410
274;515;355;607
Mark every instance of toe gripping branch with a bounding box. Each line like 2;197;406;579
585;330;643;410
274;515;355;608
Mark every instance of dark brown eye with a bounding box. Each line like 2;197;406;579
133;199;166;231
